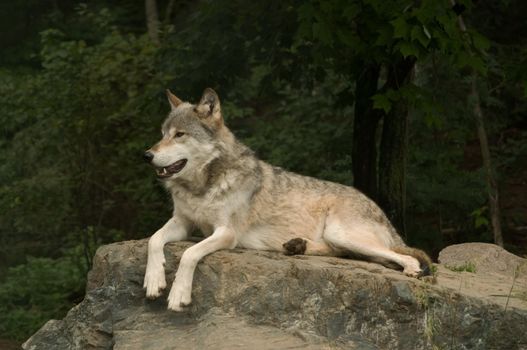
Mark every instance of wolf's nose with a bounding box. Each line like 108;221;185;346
143;151;154;163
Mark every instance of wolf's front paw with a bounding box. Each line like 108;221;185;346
167;282;192;311
143;265;167;298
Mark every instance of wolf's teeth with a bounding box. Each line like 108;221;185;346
163;168;167;174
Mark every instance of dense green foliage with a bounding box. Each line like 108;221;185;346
1;0;526;342
0;254;85;340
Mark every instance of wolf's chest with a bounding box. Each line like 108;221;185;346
175;195;221;224
170;174;255;233
173;190;248;233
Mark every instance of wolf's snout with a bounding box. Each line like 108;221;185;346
143;151;154;163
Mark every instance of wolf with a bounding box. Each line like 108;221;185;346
143;88;432;311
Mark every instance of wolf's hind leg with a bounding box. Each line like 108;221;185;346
144;217;190;298
323;222;422;277
283;238;337;256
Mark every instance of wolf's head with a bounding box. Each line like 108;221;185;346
144;88;228;181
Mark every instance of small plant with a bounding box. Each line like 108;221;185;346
445;261;477;273
414;284;434;309
420;264;438;284
505;263;525;311
413;285;443;348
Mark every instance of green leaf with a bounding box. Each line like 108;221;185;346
376;25;394;46
390;17;410;39
372;94;392;113
471;31;490;51
424;114;443;129
397;41;420;58
313;22;333;45
474;216;489;228
336;28;358;47
411;25;430;47
456;52;487;75
297;22;312;39
342;4;360;20
297;3;315;21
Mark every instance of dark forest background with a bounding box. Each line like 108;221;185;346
1;0;526;345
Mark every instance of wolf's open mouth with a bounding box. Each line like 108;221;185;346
155;159;187;178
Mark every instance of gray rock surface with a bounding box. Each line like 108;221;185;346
438;242;527;278
23;241;527;350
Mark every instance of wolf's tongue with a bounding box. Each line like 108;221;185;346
167;163;179;172
155;159;187;178
167;159;186;172
156;159;187;177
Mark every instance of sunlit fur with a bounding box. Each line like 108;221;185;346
143;88;432;311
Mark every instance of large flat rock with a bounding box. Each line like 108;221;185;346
23;240;527;349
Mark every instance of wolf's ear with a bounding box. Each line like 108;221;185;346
195;88;222;126
166;89;183;110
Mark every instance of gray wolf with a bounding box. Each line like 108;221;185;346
143;88;432;311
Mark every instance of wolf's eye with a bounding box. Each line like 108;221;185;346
174;132;185;138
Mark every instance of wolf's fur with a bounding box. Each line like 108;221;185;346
143;88;432;311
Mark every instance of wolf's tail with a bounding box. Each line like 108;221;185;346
393;246;433;276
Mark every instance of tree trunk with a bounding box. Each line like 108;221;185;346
352;63;382;199
145;0;160;44
471;77;504;246
377;58;415;236
164;0;177;25
378;99;409;236
451;0;504;247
